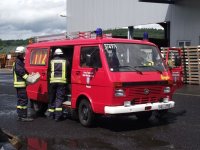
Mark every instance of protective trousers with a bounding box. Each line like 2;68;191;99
16;88;28;118
48;83;66;119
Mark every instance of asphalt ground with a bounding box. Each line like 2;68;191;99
0;69;200;150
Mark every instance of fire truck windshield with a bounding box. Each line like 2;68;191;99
104;43;166;72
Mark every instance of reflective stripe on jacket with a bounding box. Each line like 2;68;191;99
55;108;62;112
17;105;27;109
50;57;67;84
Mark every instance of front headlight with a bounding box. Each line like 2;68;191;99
164;87;170;93
115;89;125;97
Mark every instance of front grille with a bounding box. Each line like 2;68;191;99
128;86;162;104
129;87;161;96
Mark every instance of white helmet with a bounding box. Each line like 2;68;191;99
54;48;63;55
15;46;25;53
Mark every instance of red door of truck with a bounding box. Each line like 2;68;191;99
71;45;110;113
165;48;183;91
25;47;50;103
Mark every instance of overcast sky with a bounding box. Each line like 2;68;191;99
0;0;163;40
0;0;66;40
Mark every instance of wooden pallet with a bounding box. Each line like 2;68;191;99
184;46;200;84
0;54;7;68
5;52;17;69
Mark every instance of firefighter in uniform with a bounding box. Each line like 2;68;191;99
13;46;33;122
48;48;67;121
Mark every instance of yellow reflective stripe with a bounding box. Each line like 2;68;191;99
51;60;55;79
17;106;27;109
14;85;26;88
14;70;17;83
22;74;28;80
13;62;17;82
14;82;26;87
62;61;66;80
50;78;67;83
55;108;62;111
48;109;55;112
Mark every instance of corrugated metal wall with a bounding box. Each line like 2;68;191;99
170;0;200;46
67;0;169;32
67;0;200;47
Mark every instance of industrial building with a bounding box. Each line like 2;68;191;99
67;0;200;47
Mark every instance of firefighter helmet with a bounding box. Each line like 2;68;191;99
54;48;63;55
15;46;25;53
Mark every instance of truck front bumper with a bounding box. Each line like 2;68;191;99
104;101;175;114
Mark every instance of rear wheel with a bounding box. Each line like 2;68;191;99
78;99;95;127
136;111;152;121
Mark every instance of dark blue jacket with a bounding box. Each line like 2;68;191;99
13;56;28;87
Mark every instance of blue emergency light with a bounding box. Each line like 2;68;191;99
95;28;103;37
143;32;149;40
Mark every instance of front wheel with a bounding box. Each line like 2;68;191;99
78;99;95;127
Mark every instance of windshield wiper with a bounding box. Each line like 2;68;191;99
118;65;143;74
134;65;162;74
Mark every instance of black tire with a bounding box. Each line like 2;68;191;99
136;111;152;121
78;99;94;127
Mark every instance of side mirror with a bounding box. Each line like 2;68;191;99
86;54;91;66
175;56;181;67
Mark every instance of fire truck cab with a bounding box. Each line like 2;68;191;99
25;29;175;127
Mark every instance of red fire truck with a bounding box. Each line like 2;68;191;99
25;29;175;127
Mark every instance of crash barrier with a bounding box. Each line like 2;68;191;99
161;46;200;85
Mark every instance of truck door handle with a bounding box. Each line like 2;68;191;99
76;71;81;75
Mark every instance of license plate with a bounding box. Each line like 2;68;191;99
158;103;171;110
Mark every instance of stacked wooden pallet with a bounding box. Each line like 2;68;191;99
184;46;200;84
0;54;7;68
5;52;17;69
